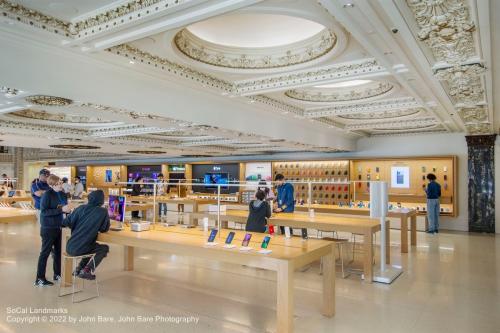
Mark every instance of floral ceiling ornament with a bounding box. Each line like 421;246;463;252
25;95;73;106
465;123;492;135
406;0;476;63
434;64;485;106
285;82;394;103
457;107;488;124
174;28;336;69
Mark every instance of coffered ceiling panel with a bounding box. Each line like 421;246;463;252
0;0;497;159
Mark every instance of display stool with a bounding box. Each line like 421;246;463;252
319;237;351;278
349;233;376;277
59;253;99;303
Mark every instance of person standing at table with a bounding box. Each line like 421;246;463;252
31;169;51;225
35;175;71;286
157;173;168;220
246;190;272;233
274;174;296;235
72;176;84;199
131;176;144;219
61;177;72;199
424;173;441;234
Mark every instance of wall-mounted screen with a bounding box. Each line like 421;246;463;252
203;173;229;189
391;166;410;189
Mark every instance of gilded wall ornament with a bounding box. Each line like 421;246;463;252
406;0;476;63
25;95;73;106
465;123;492;135
285;82;394;103
174;28;336;69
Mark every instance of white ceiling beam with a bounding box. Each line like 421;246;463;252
318;0;460;132
85;0;263;51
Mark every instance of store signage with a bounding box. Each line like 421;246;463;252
168;165;185;172
213;166;221;171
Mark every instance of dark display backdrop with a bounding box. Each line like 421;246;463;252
192;164;240;194
127;165;162;182
76;166;87;190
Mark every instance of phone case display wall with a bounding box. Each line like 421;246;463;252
351;157;457;216
272;161;350;205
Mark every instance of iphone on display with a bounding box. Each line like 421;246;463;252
242;233;252;247
261;236;271;249
268;225;275;236
225;231;235;244
207;229;218;243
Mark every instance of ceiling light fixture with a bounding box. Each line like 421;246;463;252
343;3;354;8
129;60;135;64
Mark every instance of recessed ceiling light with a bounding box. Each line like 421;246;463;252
343;3;355;8
314;80;372;88
129;60;135;64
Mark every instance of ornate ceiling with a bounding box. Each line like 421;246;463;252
0;0;496;157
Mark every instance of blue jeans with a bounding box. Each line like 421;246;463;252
158;203;167;216
427;199;440;232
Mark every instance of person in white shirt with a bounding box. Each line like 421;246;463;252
72;176;84;199
61;177;73;197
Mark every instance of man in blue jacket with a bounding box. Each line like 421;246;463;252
63;190;110;280
274;174;296;235
31;169;51;224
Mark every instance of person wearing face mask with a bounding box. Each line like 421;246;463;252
72;176;84;199
34;175;72;287
31;169;51;224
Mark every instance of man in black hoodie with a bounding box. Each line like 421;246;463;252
62;190;110;280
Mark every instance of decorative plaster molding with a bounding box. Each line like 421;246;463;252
0;0;190;39
338;108;422;120
25;95;73;106
345;116;438;130
465;134;497;146
1;86;19;97
434;64;485;106
285;81;394;103
9;109;114;124
465;123;492;135
246;95;303;116
406;0;476;64
174;28;336;70
371;126;447;137
107;44;234;92
304;97;421;117
457;107;488;124
234;59;385;94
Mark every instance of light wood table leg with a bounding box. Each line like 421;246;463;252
385;220;391;265
363;231;373;282
277;261;294;333
410;214;417;246
61;230;72;287
124;246;134;271
321;245;335;317
400;216;408;254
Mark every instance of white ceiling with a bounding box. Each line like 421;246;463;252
0;0;497;158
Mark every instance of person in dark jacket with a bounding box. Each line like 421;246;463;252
62;190;110;280
131;176;144;218
35;175;72;287
246;190;272;233
424;173;441;234
274;174;298;235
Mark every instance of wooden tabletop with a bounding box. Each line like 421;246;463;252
0;196;32;203
295;204;417;217
0;207;36;223
98;225;333;264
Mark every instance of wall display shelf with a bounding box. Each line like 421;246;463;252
272;161;350;205
350;156;457;217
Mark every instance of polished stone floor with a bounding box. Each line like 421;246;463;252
0;221;498;333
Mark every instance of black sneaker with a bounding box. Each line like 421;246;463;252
78;269;96;280
53;275;61;282
34;278;54;287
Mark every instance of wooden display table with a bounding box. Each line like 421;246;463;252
0;207;36;224
295;204;417;253
0;196;32;204
66;226;335;333
125;203;154;219
190;210;384;282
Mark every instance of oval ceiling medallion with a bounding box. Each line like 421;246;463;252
285;81;394;103
25;95;73;106
127;150;166;154
49;144;100;149
8;109;119;126
174;14;336;69
338;109;421;120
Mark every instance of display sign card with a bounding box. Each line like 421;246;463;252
391;166;410;188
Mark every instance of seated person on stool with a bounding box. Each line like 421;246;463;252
246;190;271;233
62;190;110;280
